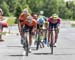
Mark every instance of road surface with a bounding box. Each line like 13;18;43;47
0;25;75;60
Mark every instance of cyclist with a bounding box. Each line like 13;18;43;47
37;16;45;29
38;13;48;45
19;15;37;52
35;14;47;48
37;12;48;29
0;8;8;41
18;8;30;44
0;8;3;41
48;14;61;47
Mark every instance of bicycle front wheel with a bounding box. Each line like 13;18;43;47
23;37;29;56
50;31;53;54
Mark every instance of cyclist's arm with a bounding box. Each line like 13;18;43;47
32;20;37;32
33;24;37;32
18;19;22;32
57;18;61;29
18;13;24;32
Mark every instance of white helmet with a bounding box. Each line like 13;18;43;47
22;8;28;14
27;16;33;23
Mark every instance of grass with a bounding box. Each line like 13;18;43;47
70;21;75;27
2;17;16;35
62;19;75;27
7;17;16;26
71;24;75;27
2;32;7;35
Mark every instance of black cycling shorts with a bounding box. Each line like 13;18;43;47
49;22;58;30
22;24;33;34
37;24;43;29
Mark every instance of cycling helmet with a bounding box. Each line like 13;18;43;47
27;16;33;23
37;17;45;25
52;14;58;20
22;8;28;14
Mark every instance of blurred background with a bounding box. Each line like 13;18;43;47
0;0;75;34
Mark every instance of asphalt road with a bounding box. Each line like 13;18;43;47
0;25;75;60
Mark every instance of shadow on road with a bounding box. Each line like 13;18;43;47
7;53;75;57
31;47;37;51
33;52;75;56
33;53;51;55
8;55;24;56
7;45;22;47
54;53;75;56
57;47;75;49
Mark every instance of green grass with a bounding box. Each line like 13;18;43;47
71;24;75;27
70;21;75;27
7;17;16;26
2;32;7;35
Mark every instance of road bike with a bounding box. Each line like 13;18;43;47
23;30;29;56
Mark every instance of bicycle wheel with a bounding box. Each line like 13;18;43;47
23;37;29;56
50;30;53;54
36;34;40;50
26;39;29;56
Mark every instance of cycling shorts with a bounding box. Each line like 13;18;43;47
22;24;33;34
37;24;43;29
49;22;59;30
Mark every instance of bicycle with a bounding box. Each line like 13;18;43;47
23;30;29;56
36;26;44;50
50;28;57;54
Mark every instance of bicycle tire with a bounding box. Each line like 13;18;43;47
36;35;40;50
23;37;29;56
36;37;40;50
50;30;53;54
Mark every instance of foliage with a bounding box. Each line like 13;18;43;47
7;17;16;26
0;0;75;20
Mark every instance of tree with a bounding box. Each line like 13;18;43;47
1;1;10;16
66;1;75;19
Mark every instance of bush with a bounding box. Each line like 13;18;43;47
7;17;16;26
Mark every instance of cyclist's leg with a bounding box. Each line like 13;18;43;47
54;23;59;44
20;26;24;44
43;23;48;44
48;22;53;44
22;25;29;44
28;26;34;52
34;24;39;43
40;25;44;39
29;34;32;47
29;26;33;46
0;23;3;41
37;24;43;41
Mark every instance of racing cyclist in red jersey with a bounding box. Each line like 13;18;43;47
48;14;61;47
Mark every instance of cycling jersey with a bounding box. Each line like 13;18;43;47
23;19;37;28
48;16;61;30
18;13;30;26
22;19;37;34
48;16;61;24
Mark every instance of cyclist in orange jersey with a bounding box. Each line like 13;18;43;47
22;16;37;52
